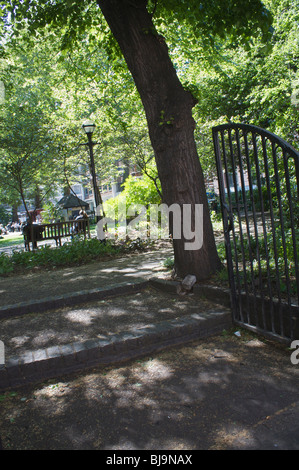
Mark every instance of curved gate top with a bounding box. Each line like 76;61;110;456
212;123;299;343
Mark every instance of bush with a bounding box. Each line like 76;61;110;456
103;174;162;226
163;257;175;270
0;237;140;276
0;253;14;274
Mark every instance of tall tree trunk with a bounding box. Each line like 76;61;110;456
12;204;19;223
98;0;222;280
34;185;42;209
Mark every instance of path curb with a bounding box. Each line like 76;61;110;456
0;281;149;320
149;277;232;308
0;278;233;391
0;308;231;392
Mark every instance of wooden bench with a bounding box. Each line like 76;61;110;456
23;219;90;251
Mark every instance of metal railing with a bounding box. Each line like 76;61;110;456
213;123;299;343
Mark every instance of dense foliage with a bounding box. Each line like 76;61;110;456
0;0;297;215
0;0;298;280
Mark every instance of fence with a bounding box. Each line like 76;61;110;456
213;123;299;343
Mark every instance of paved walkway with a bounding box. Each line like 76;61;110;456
0;247;231;392
0;235;84;255
0;333;298;451
0;246;174;306
0;246;298;450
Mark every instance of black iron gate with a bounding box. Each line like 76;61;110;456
212;123;299;343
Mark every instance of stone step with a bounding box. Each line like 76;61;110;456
0;280;232;391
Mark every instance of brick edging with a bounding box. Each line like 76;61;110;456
0;277;233;391
0;308;232;392
0;281;149;320
149;277;232;308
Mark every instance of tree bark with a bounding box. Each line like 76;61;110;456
12;204;19;223
97;0;222;280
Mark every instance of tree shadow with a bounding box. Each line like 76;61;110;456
0;335;297;450
1;287;224;358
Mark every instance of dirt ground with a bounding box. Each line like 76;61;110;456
1;246;298;451
1;286;227;359
0;330;298;450
0;247;174;306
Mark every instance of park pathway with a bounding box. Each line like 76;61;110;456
0;245;174;307
0;243;232;391
0;244;298;451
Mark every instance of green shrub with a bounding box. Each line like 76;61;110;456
0;236;154;276
163;257;175;270
0;253;14;274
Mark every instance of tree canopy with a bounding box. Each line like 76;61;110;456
0;0;296;204
1;0;298;279
2;0;273;44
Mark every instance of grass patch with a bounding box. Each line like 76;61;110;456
0;232;24;248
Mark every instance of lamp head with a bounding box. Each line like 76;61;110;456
82;120;96;135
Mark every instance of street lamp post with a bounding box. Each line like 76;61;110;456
81;120;101;222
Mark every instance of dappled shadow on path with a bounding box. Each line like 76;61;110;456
0;334;298;450
0;247;173;306
1;287;223;358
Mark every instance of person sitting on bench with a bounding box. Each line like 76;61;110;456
71;210;88;238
